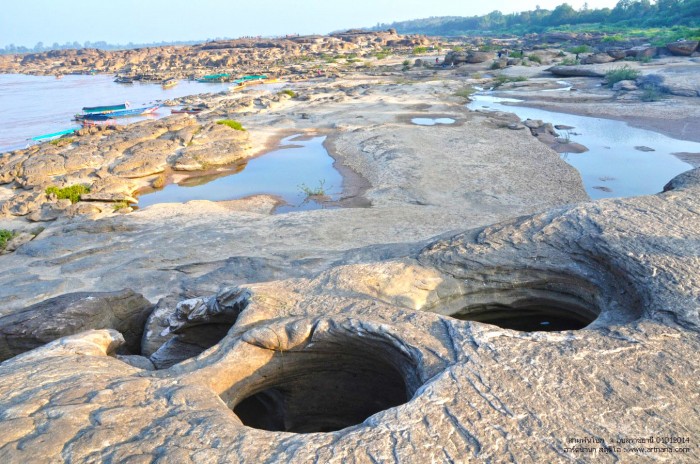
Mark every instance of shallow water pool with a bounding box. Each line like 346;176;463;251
137;135;343;213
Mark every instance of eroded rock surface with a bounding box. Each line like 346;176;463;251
0;289;152;360
0;168;698;462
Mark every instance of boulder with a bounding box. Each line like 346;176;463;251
626;45;657;59
547;65;605;78
612;80;638;91
0;289;153;361
466;51;493;63
581;53;615;64
606;48;627;60
666;41;698;56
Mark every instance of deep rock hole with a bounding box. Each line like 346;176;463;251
445;287;601;332
231;339;418;433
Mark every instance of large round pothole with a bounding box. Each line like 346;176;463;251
228;325;421;433
440;286;601;332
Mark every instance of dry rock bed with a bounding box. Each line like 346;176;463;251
1;72;699;463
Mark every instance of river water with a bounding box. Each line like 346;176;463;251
468;94;697;199
0;73;232;152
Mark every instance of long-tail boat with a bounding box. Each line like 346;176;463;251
196;73;230;83
30;128;77;142
79;105;160;121
82;103;129;114
162;77;178;88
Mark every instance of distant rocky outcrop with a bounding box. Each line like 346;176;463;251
0;31;434;78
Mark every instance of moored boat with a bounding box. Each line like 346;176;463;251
162;77;178;88
80;105;160;121
196;73;230;83
82;103;129;114
30;128;77;142
114;76;134;84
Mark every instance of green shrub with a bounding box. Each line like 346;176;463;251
402;60;410;66
113;201;130;212
602;34;625;43
509;50;524;58
492;75;528;88
605;66;641;88
45;184;90;204
454;87;476;99
216;119;245;131
567;45;591;54
527;54;542;64
412;46;428;54
560;58;580;66
279;89;297;98
452;46;464;52
641;85;663;102
0;229;16;250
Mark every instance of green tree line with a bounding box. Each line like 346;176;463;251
372;0;700;36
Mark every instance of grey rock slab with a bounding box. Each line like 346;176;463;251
0;289;153;360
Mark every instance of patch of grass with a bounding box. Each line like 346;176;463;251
605;65;641;88
216;119;245;131
374;48;392;60
489;61;503;70
559;57;580;66
49;137;74;147
602;34;625;43
45;184;90;204
567;45;591;54
471;72;483;79
412;46;428;54
454;86;476;99
299;179;327;197
279;89;297;98
509;50;524;58
492;75;528;88
641;85;663;102
527;54;542;64
452;46;464;52
113;201;130;212
0;229;16;251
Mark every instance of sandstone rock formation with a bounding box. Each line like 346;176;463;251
0;289;152;360
0;168;698;462
666;40;699;56
0;31;434;78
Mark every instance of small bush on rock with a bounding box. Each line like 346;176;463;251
605;66;641;88
45;184;90;204
216;119;246;131
0;229;16;250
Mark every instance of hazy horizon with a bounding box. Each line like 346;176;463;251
2;0;619;48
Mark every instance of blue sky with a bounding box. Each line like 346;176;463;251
1;0;619;47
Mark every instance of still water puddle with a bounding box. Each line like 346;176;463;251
468;94;696;199
411;117;456;126
137;135;343;213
